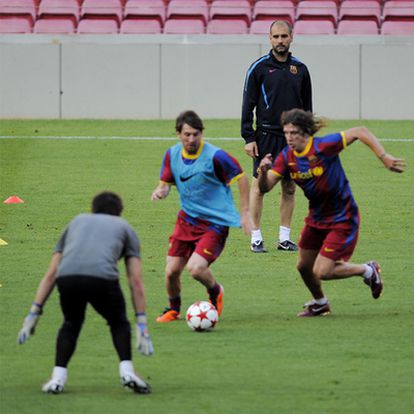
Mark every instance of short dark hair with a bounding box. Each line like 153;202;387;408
92;191;123;216
175;110;204;133
270;20;293;35
280;109;326;136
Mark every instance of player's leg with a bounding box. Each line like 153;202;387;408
296;225;331;317
250;176;267;252
88;279;151;394
315;220;383;298
297;249;332;317
186;252;224;315
43;276;87;393
278;177;297;251
315;258;383;299
188;228;227;315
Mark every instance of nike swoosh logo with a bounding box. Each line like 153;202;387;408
269;69;276;73
324;247;334;252
179;173;198;182
203;248;213;256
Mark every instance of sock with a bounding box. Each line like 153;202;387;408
119;360;134;377
314;297;328;306
251;229;263;244
362;264;373;280
207;283;220;302
52;366;67;382
279;226;291;242
169;296;181;312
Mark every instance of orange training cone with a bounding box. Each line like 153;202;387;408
3;196;24;204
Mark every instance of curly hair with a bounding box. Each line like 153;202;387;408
281;109;326;136
92;191;123;216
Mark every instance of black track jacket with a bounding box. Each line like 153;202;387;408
241;50;312;143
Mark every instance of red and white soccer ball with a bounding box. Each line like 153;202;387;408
186;301;219;332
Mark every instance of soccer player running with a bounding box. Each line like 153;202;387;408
257;109;405;317
242;20;312;253
152;110;251;322
18;192;153;393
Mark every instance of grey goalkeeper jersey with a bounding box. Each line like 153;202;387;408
55;213;140;280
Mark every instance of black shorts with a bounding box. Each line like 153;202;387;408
252;130;287;178
57;275;129;328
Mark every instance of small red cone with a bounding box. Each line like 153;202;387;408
3;196;24;204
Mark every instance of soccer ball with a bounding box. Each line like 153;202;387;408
186;301;219;332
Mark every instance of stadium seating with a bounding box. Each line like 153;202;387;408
253;0;295;25
34;0;79;33
296;1;338;26
381;20;414;34
167;0;209;25
0;15;33;33
120;18;162;34
337;19;379;34
163;18;205;33
78;0;122;33
123;0;166;25
249;18;273;34
80;0;123;24
382;1;414;22
294;19;336;34
207;18;249;33
339;1;381;26
210;0;252;25
1;0;414;36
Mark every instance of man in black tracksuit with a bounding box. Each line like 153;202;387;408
241;20;312;253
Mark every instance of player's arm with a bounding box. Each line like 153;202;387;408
241;67;260;158
343;127;406;173
151;180;171;200
17;252;61;344
236;174;252;235
257;153;282;193
126;256;153;356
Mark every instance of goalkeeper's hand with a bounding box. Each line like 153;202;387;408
136;313;154;356
18;303;43;344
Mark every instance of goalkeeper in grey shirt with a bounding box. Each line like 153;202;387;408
17;191;153;394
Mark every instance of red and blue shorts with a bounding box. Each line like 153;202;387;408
298;216;360;262
168;213;229;264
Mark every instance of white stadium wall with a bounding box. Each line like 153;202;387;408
0;34;413;120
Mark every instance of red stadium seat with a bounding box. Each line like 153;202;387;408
294;19;336;34
381;20;414;34
0;15;33;32
337;19;378;34
296;1;338;26
77;17;119;33
252;0;295;25
167;0;208;25
210;0;252;24
207;18;249;33
163;18;205;33
249;18;273;33
80;0;123;25
34;16;77;33
120;18;162;33
382;1;414;22
339;1;381;26
38;0;80;21
0;0;36;27
124;0;166;25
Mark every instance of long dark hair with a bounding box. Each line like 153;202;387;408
281;109;326;136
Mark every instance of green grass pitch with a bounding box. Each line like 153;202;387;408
0;119;413;414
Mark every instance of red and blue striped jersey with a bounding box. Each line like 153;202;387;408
271;132;359;227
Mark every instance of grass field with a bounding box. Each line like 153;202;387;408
1;119;413;414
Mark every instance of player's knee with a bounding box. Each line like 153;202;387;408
297;260;311;275
186;263;205;280
282;182;296;197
